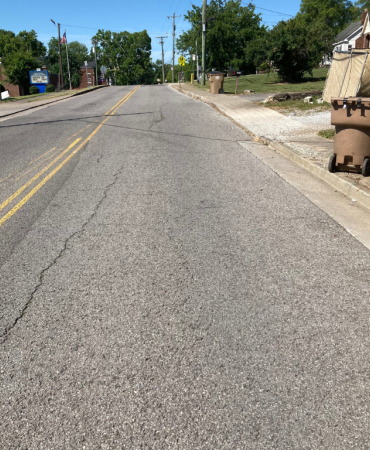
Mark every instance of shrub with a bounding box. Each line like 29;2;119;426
46;84;55;92
29;85;39;94
71;72;81;88
258;62;270;71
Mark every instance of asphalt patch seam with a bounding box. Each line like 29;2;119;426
0;162;125;344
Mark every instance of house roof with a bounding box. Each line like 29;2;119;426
335;20;362;43
80;61;96;69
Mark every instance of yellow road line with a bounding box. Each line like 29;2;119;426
0;147;57;185
0;138;81;213
0;86;140;228
0;123;95;187
0;89;136;186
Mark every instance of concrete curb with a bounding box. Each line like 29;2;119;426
171;84;370;211
0;85;109;119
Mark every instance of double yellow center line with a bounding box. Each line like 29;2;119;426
0;86;140;228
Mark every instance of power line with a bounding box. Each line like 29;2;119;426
241;4;293;17
60;23;174;35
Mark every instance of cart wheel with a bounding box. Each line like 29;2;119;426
362;158;370;177
328;154;336;173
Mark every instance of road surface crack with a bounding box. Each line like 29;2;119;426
0;165;124;345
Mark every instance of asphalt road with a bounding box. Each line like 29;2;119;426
1;85;370;449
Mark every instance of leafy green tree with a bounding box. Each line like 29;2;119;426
47;38;89;87
249;17;333;81
152;59;171;83
0;29;46;88
91;29;152;85
177;0;266;73
298;0;358;35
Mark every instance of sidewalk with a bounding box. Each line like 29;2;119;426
0;85;109;119
171;83;370;209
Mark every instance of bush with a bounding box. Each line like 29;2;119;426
71;72;81;88
29;85;39;94
258;62;270;71
46;84;55;92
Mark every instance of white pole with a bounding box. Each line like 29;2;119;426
65;30;72;90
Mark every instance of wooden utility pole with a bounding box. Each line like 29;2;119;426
92;40;98;86
156;36;168;83
167;13;181;83
201;0;206;85
57;23;64;89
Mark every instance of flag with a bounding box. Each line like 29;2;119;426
61;31;67;44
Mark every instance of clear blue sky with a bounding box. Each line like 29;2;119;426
3;0;301;65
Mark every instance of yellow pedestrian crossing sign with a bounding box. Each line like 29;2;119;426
178;56;185;66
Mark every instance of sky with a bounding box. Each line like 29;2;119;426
3;0;301;66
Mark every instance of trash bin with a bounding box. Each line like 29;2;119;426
329;97;370;176
207;71;225;94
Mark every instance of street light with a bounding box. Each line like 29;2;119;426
50;19;63;90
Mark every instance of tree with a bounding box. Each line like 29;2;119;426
0;29;46;88
298;0;359;35
152;59;171;83
248;17;333;82
91;29;152;85
47;38;89;87
178;0;266;73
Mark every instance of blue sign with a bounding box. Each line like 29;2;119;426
29;70;49;84
29;70;50;93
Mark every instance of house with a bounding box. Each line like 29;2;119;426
333;10;370;53
355;9;370;48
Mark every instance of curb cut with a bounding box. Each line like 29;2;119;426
0;85;109;119
170;84;370;211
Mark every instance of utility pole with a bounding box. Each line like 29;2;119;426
65;32;72;90
50;19;64;90
196;40;199;81
57;23;64;89
92;40;98;86
167;12;181;83
201;0;206;85
156;36;168;83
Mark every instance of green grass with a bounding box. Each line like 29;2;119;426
318;129;335;140
264;97;331;114
190;68;329;95
0;86;105;104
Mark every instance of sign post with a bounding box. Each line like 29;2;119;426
178;56;185;83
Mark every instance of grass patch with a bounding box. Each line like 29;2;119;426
27;91;75;102
0;86;105;104
264;97;331;114
318;129;335;140
191;68;329;95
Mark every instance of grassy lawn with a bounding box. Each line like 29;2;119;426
0;86;105;104
190;68;329;95
264;97;331;115
318;129;335;140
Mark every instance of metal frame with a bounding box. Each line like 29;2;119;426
339;50;353;96
356;52;369;95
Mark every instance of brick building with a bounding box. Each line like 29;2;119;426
79;61;96;88
0;64;30;97
0;63;58;97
